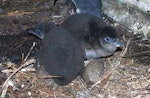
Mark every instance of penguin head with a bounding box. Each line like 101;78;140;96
98;26;123;52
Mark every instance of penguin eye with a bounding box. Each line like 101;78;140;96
104;37;113;43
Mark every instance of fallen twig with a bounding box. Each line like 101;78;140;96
2;59;36;89
24;42;36;62
37;75;62;79
1;42;36;98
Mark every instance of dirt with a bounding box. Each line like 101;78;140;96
0;0;149;98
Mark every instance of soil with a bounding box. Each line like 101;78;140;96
0;0;149;98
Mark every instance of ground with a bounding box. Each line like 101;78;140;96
0;0;150;98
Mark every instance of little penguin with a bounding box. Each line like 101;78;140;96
26;22;84;85
61;14;123;59
53;0;103;18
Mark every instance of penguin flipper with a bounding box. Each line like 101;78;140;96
26;29;44;39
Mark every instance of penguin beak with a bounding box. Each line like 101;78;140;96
113;39;124;48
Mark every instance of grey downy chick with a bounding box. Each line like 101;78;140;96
61;14;123;59
26;22;84;85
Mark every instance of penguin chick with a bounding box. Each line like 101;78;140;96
26;22;84;85
61;14;123;59
54;0;103;18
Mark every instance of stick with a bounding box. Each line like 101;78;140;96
2;59;36;89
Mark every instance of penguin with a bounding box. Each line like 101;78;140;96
26;22;84;85
61;14;123;59
53;0;103;18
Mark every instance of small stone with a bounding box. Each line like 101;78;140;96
21;84;25;88
28;91;32;96
82;58;110;87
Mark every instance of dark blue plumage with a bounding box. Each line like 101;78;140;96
61;14;123;59
26;22;84;85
